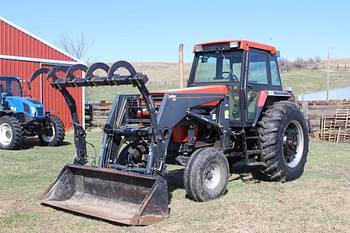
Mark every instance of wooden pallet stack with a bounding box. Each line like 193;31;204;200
86;101;112;127
320;109;350;143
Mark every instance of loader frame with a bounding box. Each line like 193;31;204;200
31;60;236;176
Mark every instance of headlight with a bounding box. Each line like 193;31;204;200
30;106;36;114
229;41;239;48
194;45;203;52
10;106;17;112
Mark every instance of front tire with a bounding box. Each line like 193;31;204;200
39;115;65;146
0;115;24;150
254;101;309;182
184;147;229;202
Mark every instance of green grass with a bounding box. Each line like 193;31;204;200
282;69;350;95
0;130;349;233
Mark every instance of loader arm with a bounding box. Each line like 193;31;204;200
30;61;163;169
30;66;88;165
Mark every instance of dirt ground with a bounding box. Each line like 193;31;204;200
0;131;349;233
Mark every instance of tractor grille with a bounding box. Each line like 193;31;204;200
36;107;44;116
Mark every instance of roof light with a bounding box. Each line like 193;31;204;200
229;41;239;48
194;45;203;52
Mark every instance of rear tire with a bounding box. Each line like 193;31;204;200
0;115;24;150
39;115;65;146
184;147;229;202
254;101;309;182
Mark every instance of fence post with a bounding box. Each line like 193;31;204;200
179;43;184;88
302;101;309;120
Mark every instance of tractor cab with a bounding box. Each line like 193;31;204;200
0;76;23;97
188;40;288;126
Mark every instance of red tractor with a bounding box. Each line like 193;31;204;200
31;40;309;225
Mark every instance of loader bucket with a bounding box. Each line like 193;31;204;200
41;164;169;225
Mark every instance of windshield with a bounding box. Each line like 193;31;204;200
193;51;243;83
0;78;22;96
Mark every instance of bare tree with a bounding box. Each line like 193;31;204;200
57;33;92;59
278;57;289;72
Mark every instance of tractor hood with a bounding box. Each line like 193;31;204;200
4;96;45;118
151;85;229;95
150;85;228;108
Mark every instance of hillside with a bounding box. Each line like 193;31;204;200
85;61;350;102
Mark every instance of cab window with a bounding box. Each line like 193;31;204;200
193;51;243;83
248;51;268;85
194;56;217;82
270;56;281;86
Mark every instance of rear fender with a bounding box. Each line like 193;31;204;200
252;90;291;127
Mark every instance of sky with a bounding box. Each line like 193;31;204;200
1;0;349;62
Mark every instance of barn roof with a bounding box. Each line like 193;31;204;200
0;16;82;64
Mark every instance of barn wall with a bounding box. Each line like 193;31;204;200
0;59;41;99
0;60;83;130
0;18;83;130
0;20;71;61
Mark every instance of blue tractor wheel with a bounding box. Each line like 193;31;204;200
38;115;65;146
0;115;24;150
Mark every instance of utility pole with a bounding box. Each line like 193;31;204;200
179;43;184;88
326;47;330;101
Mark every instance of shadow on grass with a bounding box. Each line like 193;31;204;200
166;168;185;192
165;165;260;204
230;163;261;184
20;138;71;150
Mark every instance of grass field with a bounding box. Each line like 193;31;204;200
0;129;349;233
282;69;350;96
85;62;350;102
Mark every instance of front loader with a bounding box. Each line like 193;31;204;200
32;40;309;225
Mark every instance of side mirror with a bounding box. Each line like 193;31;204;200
201;56;208;63
0;93;8;106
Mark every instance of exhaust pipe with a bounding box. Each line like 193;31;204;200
41;164;169;225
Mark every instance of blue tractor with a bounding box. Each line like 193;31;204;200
0;76;65;149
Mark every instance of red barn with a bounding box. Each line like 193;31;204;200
0;16;84;129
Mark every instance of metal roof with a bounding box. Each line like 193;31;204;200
195;40;277;54
0;16;82;63
298;87;350;101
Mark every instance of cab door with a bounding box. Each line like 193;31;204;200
245;49;271;123
221;52;243;122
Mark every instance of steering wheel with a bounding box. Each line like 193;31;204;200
222;72;239;82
